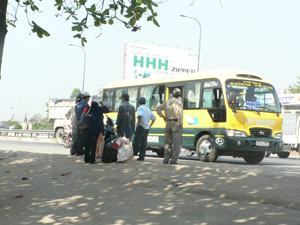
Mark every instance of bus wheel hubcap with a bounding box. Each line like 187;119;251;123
199;140;212;155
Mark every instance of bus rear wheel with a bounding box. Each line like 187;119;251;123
196;135;218;162
243;152;265;164
277;152;290;158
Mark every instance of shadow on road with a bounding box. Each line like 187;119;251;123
0;150;299;225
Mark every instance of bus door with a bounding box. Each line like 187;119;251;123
201;80;226;122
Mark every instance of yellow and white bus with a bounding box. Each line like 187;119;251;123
101;70;283;164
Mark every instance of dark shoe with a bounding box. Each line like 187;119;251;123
170;161;178;165
163;161;169;164
136;158;144;161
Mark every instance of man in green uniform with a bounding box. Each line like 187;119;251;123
156;88;183;164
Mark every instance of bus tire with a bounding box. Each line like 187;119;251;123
243;152;265;164
156;148;165;158
277;152;290;158
196;135;218;162
55;128;64;144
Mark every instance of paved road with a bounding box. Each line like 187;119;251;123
0;140;299;225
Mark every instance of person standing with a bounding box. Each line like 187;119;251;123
75;91;91;155
66;93;82;155
84;95;109;163
133;97;156;161
116;93;136;140
156;88;183;164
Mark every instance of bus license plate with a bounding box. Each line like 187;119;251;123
148;136;159;143
256;141;269;147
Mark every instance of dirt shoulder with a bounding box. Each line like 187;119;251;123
0;150;299;225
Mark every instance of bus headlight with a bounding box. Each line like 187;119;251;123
274;133;282;139
226;129;247;137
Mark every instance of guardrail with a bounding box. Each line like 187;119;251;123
0;129;54;139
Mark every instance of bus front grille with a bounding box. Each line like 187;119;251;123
250;128;272;137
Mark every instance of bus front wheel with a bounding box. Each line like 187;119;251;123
196;135;218;162
243;152;265;164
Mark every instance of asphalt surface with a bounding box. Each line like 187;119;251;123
0;140;299;225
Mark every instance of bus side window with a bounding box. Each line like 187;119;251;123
102;89;114;111
183;81;201;109
128;87;138;108
151;85;165;110
139;85;165;110
202;88;224;108
202;89;214;108
114;88;127;111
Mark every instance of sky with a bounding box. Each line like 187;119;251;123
1;0;300;121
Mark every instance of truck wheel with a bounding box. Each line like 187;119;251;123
277;152;290;158
243;152;265;164
196;135;218;162
55;128;64;144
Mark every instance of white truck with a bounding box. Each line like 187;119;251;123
48;99;74;142
276;94;300;158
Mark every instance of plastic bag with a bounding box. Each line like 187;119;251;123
117;142;133;162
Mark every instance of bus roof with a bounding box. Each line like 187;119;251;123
102;69;270;89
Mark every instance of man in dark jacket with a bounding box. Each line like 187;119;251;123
84;95;109;164
75;91;90;155
116;93;135;139
66;93;82;155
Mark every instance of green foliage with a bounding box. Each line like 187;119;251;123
29;113;43;123
27;113;54;130
70;88;82;99
2;120;22;129
32;118;54;130
7;0;161;46
32;21;50;38
288;76;300;93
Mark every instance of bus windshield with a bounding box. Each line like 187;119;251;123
226;79;281;113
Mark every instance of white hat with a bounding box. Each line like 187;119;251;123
92;95;100;103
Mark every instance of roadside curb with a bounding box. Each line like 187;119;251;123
0;136;56;144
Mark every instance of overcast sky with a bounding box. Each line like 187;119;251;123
1;0;299;121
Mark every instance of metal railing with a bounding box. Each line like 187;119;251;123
0;129;54;139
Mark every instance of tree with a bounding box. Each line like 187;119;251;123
29;113;43;123
288;76;300;93
70;88;81;99
0;0;160;79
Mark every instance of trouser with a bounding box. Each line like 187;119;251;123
70;125;79;155
78;129;88;155
133;126;149;160
96;133;104;158
164;123;182;163
84;135;98;163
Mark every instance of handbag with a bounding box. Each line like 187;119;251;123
77;107;94;130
